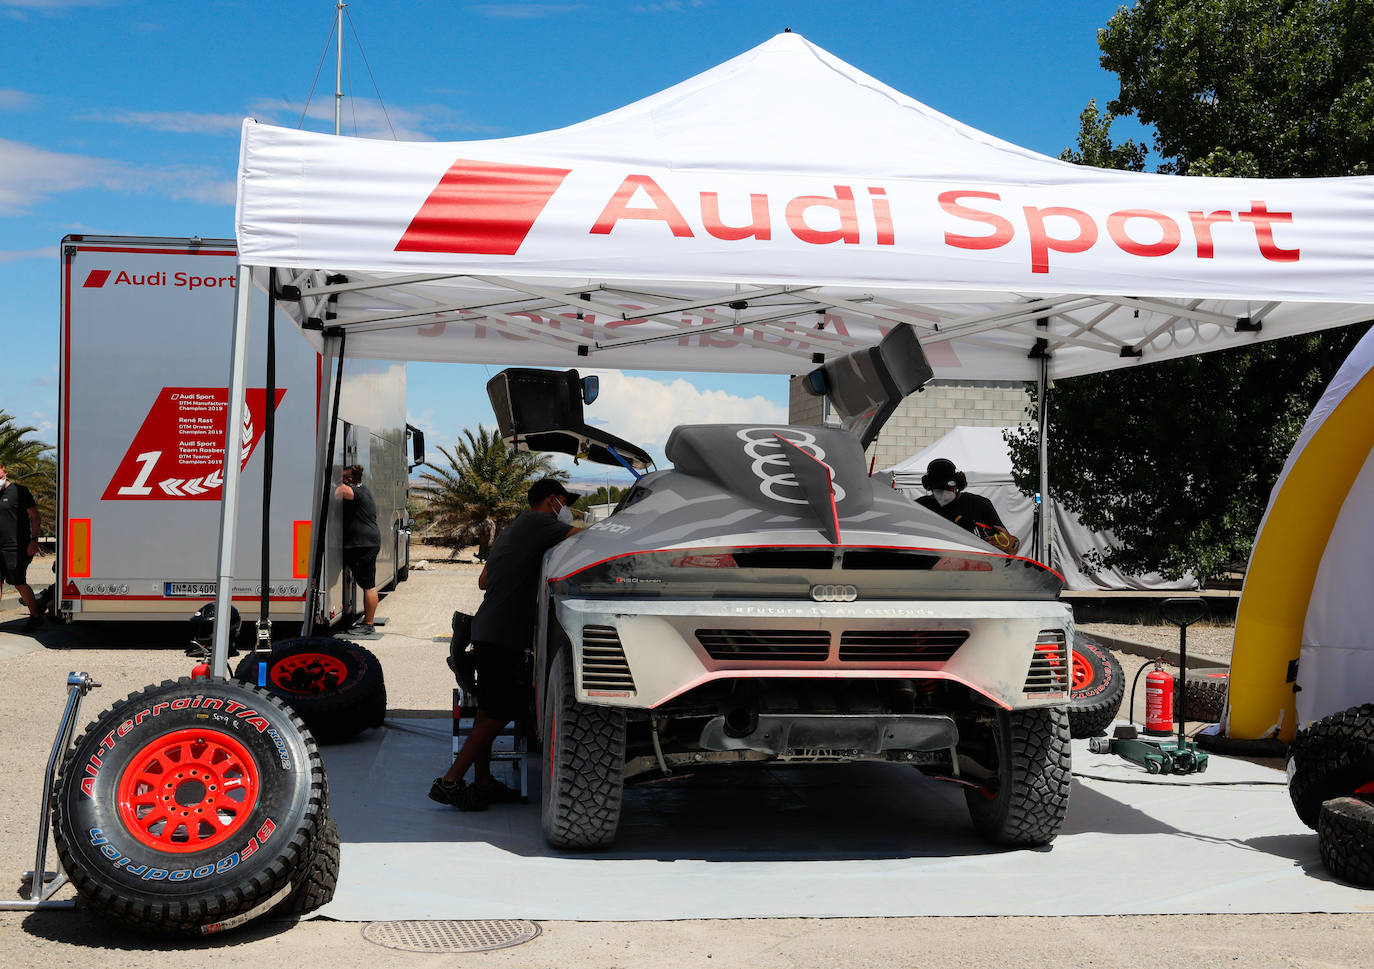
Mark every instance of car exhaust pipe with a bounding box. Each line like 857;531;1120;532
723;707;758;739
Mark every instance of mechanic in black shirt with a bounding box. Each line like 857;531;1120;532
914;457;1021;554
335;463;382;637
0;461;43;632
430;477;582;810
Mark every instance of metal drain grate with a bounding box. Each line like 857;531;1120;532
362;919;541;953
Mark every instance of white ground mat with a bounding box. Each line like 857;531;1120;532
315;718;1373;920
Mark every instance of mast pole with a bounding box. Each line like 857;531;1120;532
334;1;345;136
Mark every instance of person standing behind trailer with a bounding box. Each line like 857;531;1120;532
430;478;582;811
335;463;382;638
0;461;44;632
915;457;1021;554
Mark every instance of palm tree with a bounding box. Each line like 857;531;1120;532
417;426;565;559
0;411;55;540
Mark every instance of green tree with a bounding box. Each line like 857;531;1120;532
1008;0;1374;582
585;485;625;508
416;426;564;559
0;411;55;541
1099;0;1374;178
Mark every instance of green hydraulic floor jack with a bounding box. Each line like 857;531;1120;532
1086;597;1211;775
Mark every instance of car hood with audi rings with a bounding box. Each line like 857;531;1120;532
544;423;1063;602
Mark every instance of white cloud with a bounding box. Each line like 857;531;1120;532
0;138;233;214
468;3;585;19
0;245;55;263
246;96;495;142
0;89;35;110
2;0;109;12
582;371;786;462
633;1;707;12
75;109;245;134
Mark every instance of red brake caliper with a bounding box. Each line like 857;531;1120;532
117;728;261;852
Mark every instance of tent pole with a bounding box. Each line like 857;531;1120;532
210;265;256;679
302;330;346;637
1036;355;1051;565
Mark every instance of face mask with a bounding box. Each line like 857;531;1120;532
933;489;957;507
556;503;574;524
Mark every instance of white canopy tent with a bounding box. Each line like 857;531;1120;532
209;31;1374;671
888;427;1195;592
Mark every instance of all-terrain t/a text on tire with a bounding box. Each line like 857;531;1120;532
1068;641;1124;739
1286;703;1374;829
52;677;326;936
541;648;626;849
234;637;385;744
964;706;1072;847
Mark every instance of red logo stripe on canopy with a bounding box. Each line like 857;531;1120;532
395;159;571;256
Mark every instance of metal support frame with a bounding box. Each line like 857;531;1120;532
1035;353;1051;565
302;330;346;636
210;265;256;679
1;672;100;912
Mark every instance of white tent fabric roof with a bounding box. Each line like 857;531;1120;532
234;32;1374;380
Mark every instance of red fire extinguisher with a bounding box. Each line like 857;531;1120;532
1144;661;1174;735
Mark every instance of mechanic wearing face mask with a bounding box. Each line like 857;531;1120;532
915;457;1020;554
430;477;582;810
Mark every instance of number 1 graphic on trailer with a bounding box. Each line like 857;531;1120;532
116;451;161;496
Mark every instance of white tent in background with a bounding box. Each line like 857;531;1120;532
887;427;1196;592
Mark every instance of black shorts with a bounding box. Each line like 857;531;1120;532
471;640;532;724
0;549;31;586
343;546;379;590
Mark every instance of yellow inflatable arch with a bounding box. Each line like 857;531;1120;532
1227;365;1374;742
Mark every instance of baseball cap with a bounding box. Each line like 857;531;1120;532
528;478;578;506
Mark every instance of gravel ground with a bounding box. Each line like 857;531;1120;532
1079;620;1235;664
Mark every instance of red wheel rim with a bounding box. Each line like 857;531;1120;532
117;728;260;853
1071;649;1095;691
270;651;349;695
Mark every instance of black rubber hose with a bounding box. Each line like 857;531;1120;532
259;269;277;634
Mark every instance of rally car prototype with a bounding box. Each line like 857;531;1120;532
488;325;1073;851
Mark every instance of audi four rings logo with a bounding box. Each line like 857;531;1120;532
737;427;846;505
811;584;859;602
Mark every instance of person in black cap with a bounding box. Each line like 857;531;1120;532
430;477;582;810
915;458;1020;554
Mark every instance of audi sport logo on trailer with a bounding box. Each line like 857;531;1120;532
395;159;1304;274
81;269;237;291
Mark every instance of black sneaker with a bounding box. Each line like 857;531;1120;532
352;623;379;639
428;777;488;811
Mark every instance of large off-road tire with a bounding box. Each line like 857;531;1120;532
52;677;326;937
1068;641;1124;738
1173;670;1229;723
233;637;385;744
272;817;341;916
1318;796;1374;887
965;706;1072;847
541;648;626;850
1286;703;1374;829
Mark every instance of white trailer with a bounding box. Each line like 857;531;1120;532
57;235;421;628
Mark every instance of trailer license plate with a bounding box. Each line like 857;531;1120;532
165;582;217;597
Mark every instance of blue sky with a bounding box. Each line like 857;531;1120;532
0;0;1148;484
